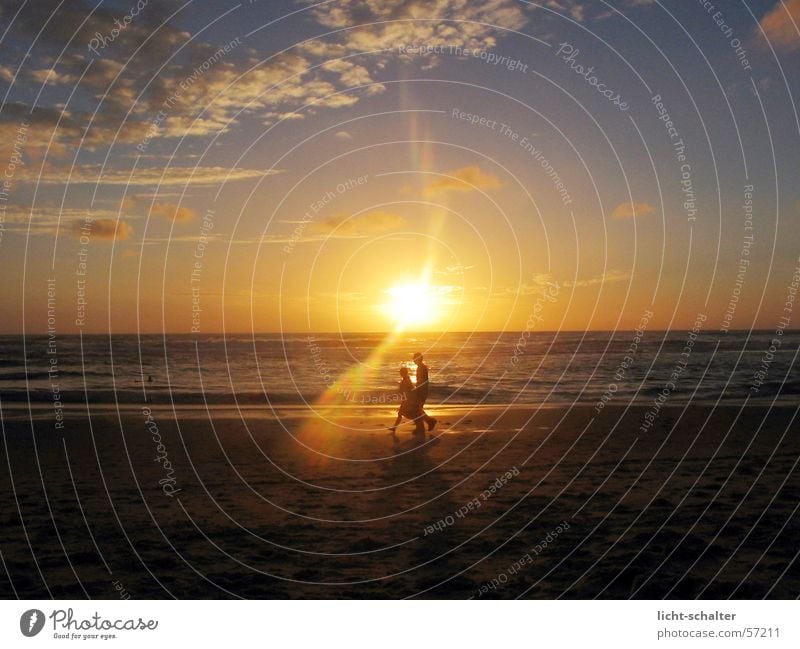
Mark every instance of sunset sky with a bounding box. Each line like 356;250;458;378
1;0;798;333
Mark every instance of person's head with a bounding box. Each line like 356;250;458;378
399;366;409;377
413;353;424;365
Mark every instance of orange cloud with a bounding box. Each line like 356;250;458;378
149;201;198;223
306;210;405;237
567;269;631;287
16;165;281;186
28;68;75;85
758;0;800;51
513;273;558;296
424;165;502;196
70;219;133;241
611;201;655;219
308;0;528;55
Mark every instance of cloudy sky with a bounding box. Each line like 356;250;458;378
0;0;798;333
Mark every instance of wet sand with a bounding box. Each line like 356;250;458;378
0;403;797;598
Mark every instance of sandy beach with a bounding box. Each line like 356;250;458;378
1;403;797;599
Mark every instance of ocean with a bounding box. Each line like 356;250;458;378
0;330;798;408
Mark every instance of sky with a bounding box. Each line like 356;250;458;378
0;0;798;334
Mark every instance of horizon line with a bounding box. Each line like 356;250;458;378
3;328;797;336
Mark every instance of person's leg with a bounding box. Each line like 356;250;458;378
423;411;437;431
419;398;437;431
389;410;402;434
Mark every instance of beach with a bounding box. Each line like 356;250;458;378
1;403;797;599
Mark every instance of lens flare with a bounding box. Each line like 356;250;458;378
383;282;443;329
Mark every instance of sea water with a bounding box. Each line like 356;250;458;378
0;330;797;407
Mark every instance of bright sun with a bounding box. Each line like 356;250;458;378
382;282;445;329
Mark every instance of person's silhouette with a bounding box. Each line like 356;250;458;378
412;353;437;432
389;366;425;436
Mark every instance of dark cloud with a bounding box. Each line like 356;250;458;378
69;217;133;240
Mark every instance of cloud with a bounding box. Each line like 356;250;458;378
0;1;198;140
150;51;373;134
0;0;535;159
0;103;83;163
0;205;129;237
611;201;655;219
0;1;191;63
436;263;475;275
500;269;628;297
69;218;133;241
0;2;387;153
15;165;282;186
757;0;800;51
306;210;406;237
424;165;502;196
148;201;198;223
500;273;558;297
304;0;529;56
28;68;75;85
322;59;384;92
262;111;306;124
566;269;630;287
544;1;654;23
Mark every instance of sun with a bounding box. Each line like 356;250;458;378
382;282;446;330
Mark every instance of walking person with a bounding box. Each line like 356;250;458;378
412;353;437;433
389;366;425;437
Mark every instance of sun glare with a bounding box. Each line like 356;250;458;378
382;282;446;329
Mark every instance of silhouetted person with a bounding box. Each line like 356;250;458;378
412;353;437;432
389;366;424;436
